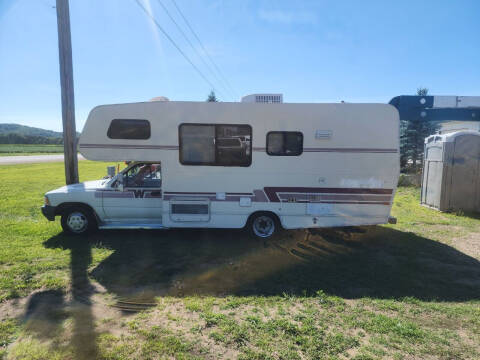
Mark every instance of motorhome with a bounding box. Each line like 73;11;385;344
41;101;400;238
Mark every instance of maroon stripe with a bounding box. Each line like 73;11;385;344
264;187;393;202
164;195;252;202
264;187;281;202
283;200;391;205
163;190;268;202
97;188;391;205
302;148;397;153
96;190;162;198
166;191;254;196
81;144;396;153
282;200;390;205
98;192;134;198
278;194;392;202
97;188;392;203
252;189;268;202
252;147;397;153
267;187;393;194
164;191;216;195
163;195;216;201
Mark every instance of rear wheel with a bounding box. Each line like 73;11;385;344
247;212;279;239
61;206;97;235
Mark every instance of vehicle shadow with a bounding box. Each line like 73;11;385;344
45;226;480;302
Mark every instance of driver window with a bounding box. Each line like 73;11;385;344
125;163;161;188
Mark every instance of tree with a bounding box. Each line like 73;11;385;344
400;87;440;173
206;90;218;102
417;87;428;96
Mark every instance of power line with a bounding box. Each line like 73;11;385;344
155;0;235;100
170;0;239;99
133;0;224;99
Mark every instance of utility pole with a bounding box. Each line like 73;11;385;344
56;0;79;184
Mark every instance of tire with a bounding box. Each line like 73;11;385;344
60;206;97;235
247;212;279;239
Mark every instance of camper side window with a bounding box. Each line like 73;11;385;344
107;119;151;140
179;124;252;166
267;132;303;156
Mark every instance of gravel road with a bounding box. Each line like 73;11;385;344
0;154;85;165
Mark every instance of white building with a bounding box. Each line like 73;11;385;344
241;94;283;103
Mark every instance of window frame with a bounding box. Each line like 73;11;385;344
266;131;304;156
178;123;252;167
107;119;151;140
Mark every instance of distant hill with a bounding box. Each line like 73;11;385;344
0;123;79;145
0;123;63;138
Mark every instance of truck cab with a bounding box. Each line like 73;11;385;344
42;162;163;234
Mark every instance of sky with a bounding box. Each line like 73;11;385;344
0;0;479;132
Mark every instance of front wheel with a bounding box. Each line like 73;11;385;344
247;212;279;239
61;207;97;235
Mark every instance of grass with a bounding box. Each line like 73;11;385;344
0;161;479;359
0;162;115;302
0;144;64;156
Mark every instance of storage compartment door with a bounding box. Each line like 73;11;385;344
169;199;210;222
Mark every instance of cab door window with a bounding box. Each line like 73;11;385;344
125;163;161;188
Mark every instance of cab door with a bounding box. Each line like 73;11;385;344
102;163;163;222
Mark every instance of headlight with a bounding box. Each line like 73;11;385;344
44;196;50;206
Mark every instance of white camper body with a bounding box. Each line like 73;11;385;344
43;101;399;237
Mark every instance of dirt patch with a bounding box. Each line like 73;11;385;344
452;233;480;260
136;301;241;359
0;293;32;321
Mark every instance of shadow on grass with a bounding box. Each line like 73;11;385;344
44;226;480;302
24;236;98;360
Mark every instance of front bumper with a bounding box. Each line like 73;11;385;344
41;205;56;221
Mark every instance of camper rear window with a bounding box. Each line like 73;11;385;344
267;132;303;156
107;119;151;140
179;124;252;166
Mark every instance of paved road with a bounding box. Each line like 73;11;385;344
0;154;85;165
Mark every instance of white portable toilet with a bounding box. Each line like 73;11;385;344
421;131;480;212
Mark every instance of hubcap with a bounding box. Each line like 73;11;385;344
252;216;275;238
66;212;88;233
